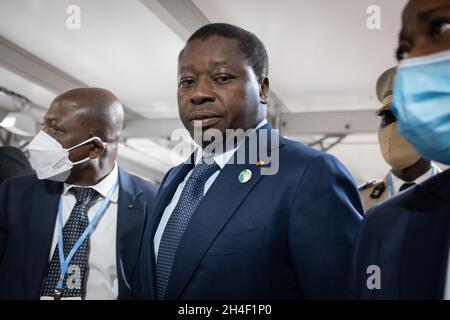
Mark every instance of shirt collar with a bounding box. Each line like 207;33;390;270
391;163;438;194
194;119;268;169
63;162;119;203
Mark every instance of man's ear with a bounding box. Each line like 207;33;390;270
89;139;106;159
259;76;270;105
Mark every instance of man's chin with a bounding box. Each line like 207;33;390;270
188;124;224;147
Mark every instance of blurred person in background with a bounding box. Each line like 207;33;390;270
0;88;157;300
353;0;450;299
359;67;440;212
0;146;33;184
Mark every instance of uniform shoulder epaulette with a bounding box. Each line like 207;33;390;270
358;179;378;191
369;181;386;199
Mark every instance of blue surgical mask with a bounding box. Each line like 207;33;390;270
392;49;450;165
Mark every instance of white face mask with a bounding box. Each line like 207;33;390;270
27;130;107;182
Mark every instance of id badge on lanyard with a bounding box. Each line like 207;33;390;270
52;180;118;300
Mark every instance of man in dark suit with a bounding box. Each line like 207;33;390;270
135;23;363;300
0;146;33;184
353;0;450;299
0;88;157;299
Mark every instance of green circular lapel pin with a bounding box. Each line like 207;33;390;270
239;169;252;183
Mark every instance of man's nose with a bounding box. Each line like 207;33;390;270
190;78;215;105
42;125;58;140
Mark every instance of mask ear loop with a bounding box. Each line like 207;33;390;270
67;137;108;165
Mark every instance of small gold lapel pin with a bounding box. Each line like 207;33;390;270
128;204;134;209
239;169;252;183
256;160;265;167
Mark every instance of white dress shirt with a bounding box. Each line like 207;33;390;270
390;164;439;196
42;163;119;300
154;120;268;257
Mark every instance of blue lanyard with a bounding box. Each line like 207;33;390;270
431;166;438;176
55;180;119;290
388;165;438;199
388;172;394;198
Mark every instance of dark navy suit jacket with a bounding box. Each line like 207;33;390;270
353;169;450;299
0;146;33;184
135;124;363;299
0;168;157;299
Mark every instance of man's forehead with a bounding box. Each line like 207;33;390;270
45;100;90;121
403;0;450;22
187;35;239;46
180;60;231;72
400;0;450;41
179;38;248;73
182;37;243;59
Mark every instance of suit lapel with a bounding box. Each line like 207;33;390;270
116;169;147;293
164;163;264;299
149;161;194;240
399;170;450;299
164;125;283;299
143;160;194;299
26;180;61;298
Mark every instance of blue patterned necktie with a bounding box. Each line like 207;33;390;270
156;158;220;299
41;187;96;299
399;182;415;192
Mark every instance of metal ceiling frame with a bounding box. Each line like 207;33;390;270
0;35;168;181
0;35;143;122
0;0;384;181
135;0;381;143
139;0;288;120
1;2;381;139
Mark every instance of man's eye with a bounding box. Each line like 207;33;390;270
48;126;62;133
430;19;450;38
396;45;411;61
377;110;397;125
214;75;233;84
179;78;195;88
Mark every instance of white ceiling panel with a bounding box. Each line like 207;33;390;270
0;0;185;117
193;0;408;112
0;65;55;109
0;0;415;183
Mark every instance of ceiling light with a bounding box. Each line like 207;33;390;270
0;112;36;137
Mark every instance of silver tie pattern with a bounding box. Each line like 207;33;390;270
156;158;220;299
41;187;96;298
